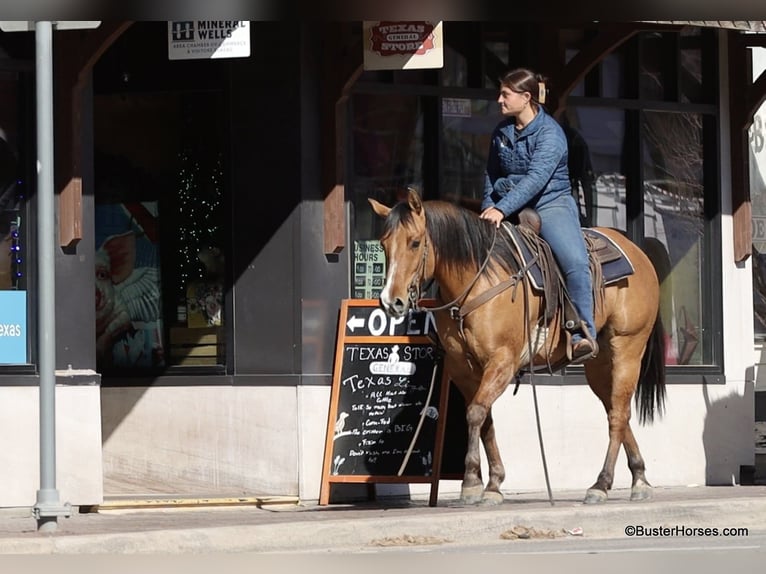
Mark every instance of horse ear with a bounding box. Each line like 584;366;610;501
368;197;391;219
407;187;423;215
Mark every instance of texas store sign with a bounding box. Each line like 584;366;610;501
0;291;26;364
363;21;443;70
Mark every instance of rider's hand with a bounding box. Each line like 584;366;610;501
480;207;505;228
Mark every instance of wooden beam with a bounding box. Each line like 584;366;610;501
554;24;640;118
729;31;752;262
321;24;362;255
56;22;133;248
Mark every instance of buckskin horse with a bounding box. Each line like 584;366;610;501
369;188;666;505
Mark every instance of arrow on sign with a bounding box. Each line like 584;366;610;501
346;315;365;333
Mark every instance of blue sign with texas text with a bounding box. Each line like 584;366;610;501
0;290;27;364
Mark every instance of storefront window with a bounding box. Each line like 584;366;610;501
441;97;500;210
0;69;29;366
561;107;627;230
94;91;226;372
643;111;706;365
350;93;425;299
749;47;766;338
347;26;721;371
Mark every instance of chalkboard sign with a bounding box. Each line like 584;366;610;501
319;299;452;506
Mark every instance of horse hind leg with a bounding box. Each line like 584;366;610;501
583;341;643;504
583;423;652;504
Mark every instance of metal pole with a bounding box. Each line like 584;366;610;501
32;20;71;532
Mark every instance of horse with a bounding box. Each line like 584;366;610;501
368;188;666;505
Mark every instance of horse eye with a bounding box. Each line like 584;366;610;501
411;240;421;249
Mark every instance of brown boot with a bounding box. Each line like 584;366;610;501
571;339;598;364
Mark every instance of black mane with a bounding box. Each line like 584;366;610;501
383;200;517;277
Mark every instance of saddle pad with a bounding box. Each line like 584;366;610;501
583;228;635;285
501;224;635;291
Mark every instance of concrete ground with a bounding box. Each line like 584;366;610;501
0;484;764;554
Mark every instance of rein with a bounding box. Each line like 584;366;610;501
415;225;541;342
413;226;499;318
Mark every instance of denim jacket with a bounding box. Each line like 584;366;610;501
482;106;571;217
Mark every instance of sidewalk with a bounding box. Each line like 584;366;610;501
0;485;764;554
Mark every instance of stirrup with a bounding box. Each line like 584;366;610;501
570;339;598;364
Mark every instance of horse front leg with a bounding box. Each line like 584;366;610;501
460;403;485;505
459;408;505;505
478;408;505;505
461;358;513;505
622;425;652;501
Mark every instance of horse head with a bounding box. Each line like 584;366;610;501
368;188;431;318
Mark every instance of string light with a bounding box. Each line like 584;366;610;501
9;217;21;285
9;176;24;287
176;149;223;302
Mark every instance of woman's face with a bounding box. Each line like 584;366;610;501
497;85;530;117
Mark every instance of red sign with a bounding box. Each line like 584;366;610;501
369;21;436;57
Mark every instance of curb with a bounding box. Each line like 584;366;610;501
84;496;299;512
0;494;763;554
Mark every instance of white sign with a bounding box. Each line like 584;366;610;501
442;98;472;118
363;21;443;71
168;21;250;61
353;240;387;299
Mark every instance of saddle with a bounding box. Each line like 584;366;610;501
504;208;635;357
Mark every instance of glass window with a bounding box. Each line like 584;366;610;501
94;91;227;372
441;97;501;210
679;28;704;104
562;107;627;229
601;52;625;99
643;111;706;365
750;47;766;338
443;44;469;88
639;32;671;101
0;69;30;366
348;25;721;372
350;93;425;299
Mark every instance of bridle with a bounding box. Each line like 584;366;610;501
407;235;430;310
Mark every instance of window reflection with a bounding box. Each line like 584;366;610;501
750;47;766;338
350;93;424;299
441;98;500;210
0;70;29;366
562;107;627;230
565;107;710;366
0;72;23;293
351;93;424;244
94;91;227;371
643;111;705;365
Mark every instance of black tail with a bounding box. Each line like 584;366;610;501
635;312;667;425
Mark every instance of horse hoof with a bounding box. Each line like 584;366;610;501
583;488;608;504
630;483;652;501
460;484;484;505
479;490;504;506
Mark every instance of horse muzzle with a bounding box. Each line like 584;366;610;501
379;293;410;319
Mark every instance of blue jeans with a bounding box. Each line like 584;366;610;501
536;194;596;341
